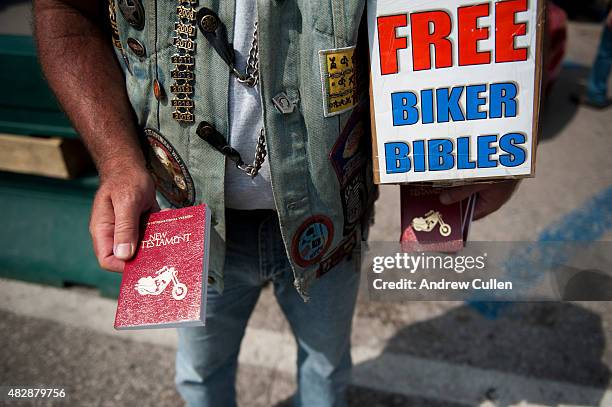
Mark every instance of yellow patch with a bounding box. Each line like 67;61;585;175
319;46;358;117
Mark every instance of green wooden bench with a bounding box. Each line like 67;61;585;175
0;35;121;297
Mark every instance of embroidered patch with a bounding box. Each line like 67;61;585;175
330;104;369;234
341;169;368;235
291;215;334;268
319;46;358;117
317;230;358;278
144;128;195;208
330;104;368;185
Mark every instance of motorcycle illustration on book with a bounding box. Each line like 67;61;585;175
411;210;452;237
135;266;188;300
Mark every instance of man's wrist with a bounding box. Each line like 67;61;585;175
97;154;148;181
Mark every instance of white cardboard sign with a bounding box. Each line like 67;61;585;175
368;0;543;184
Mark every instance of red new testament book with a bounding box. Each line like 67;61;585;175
114;205;211;330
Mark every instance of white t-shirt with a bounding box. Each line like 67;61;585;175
224;0;275;210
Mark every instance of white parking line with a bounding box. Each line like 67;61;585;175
1;278;610;407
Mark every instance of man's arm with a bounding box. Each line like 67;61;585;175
34;0;158;272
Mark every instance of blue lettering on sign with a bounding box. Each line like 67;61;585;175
477;135;498;168
385;142;411;173
490;82;518;118
457;136;477;169
436;87;465;123
466;84;487;120
413;140;426;172
499;133;526;167
389;82;519;125
384;133;527;174
420;89;434;124
391;92;418;126
428;139;454;171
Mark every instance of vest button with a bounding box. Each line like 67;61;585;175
197;122;216;139
200;14;219;33
127;38;146;58
117;0;145;31
208;276;215;285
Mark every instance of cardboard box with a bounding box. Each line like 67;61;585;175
368;0;544;184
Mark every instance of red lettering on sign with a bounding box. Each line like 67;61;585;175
375;1;532;74
496;0;529;63
411;11;453;71
377;14;408;75
458;3;491;66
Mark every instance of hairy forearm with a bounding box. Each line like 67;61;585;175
33;0;145;177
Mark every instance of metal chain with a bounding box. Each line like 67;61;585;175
233;22;259;87
245;22;259;84
233;22;264;177
236;128;266;178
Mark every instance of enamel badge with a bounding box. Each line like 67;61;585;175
291;215;335;268
144;128;195;207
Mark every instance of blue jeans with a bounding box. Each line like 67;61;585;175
175;209;360;407
587;25;612;105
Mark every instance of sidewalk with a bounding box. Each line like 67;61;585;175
2;278;612;406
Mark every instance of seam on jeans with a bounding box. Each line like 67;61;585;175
269;216;286;280
260;212;280;280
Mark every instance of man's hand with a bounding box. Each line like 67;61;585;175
439;180;520;220
34;0;158;271
90;164;159;272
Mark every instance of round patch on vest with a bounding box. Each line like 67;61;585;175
291;215;334;268
144;128;195;208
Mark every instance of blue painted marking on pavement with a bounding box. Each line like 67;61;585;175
470;185;612;319
539;186;612;242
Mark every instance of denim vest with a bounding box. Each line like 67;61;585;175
109;0;377;300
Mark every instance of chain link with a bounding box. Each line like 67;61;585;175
234;22;259;87
233;22;264;177
236;128;266;178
